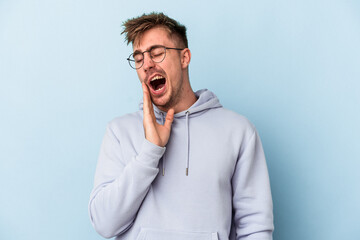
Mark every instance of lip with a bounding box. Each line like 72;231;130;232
147;73;167;96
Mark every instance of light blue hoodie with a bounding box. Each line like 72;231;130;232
89;89;274;240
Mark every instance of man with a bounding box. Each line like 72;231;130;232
89;12;274;240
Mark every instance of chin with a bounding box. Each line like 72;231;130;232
152;98;169;108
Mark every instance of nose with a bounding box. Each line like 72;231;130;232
142;52;155;71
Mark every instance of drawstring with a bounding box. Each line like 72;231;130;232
160;112;166;176
185;111;190;176
162;159;166;176
161;110;190;176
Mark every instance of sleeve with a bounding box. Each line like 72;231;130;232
232;129;274;240
88;124;164;238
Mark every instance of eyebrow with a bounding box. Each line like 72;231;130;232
133;45;165;55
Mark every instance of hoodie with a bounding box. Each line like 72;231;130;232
89;89;274;240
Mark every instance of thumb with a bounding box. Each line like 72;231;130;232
164;108;174;130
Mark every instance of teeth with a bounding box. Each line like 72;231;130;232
155;86;164;91
151;75;164;81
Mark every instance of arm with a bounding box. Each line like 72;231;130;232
232;129;274;240
88;83;174;238
88;126;165;238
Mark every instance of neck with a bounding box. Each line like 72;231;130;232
173;90;197;113
158;79;197;114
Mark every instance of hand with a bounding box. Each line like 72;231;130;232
142;82;174;147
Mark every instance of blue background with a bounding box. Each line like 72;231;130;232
1;0;359;239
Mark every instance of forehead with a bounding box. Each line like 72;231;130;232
133;27;175;51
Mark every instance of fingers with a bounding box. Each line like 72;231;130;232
164;108;174;130
141;82;174;147
142;82;150;115
142;82;155;118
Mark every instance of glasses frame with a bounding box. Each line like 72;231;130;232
127;45;185;69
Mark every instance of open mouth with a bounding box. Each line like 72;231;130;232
149;75;166;92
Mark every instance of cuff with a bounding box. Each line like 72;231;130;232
135;139;166;169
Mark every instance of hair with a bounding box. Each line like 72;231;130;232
121;12;188;48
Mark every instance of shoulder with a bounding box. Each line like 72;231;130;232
199;107;257;147
211;107;256;133
106;111;143;136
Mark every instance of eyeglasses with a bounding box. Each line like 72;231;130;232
127;45;185;69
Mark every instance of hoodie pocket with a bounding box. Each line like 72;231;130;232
135;228;219;240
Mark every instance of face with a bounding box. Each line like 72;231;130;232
133;27;189;111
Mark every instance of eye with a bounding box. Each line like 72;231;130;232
133;53;143;63
151;47;165;58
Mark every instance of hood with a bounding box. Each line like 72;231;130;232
139;89;222;118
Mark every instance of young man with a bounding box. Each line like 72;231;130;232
89;12;274;240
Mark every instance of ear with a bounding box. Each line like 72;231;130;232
181;48;191;69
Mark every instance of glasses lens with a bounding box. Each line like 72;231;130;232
128;52;144;69
150;47;166;63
